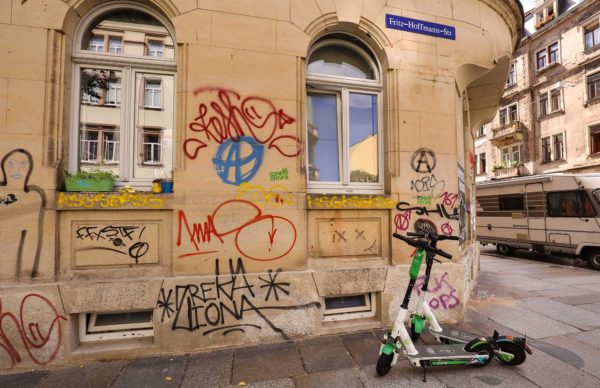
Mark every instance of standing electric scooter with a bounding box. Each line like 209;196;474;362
377;232;497;382
403;232;532;367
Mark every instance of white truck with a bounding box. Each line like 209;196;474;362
476;174;600;270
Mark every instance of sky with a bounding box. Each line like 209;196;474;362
520;0;536;12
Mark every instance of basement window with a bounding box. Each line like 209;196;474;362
323;293;376;322
79;311;154;342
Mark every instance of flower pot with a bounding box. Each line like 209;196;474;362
65;178;114;192
160;179;173;193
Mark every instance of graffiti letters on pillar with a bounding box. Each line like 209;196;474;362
75;225;150;263
0;149;46;279
395;201;459;221
156;258;319;339
184;87;300;160
235;183;294;209
411;148;437;173
414;272;460;310
177;199;297;261
457;163;466;246
0;294;66;369
213;137;264;186
413;219;437;235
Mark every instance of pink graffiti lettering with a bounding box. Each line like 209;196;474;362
414;272;460;310
0;294;66;369
438;192;459;208
394;211;411;232
184;88;300;159
177;199;297;261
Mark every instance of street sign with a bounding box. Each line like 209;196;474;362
386;14;456;40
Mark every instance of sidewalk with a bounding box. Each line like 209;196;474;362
3;248;600;387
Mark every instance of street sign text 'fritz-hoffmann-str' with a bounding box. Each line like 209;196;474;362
386;14;456;40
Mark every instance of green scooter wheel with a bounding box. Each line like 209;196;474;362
470;343;495;367
497;342;526;366
376;353;393;376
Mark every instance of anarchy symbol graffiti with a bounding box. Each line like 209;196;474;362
411;148;436;173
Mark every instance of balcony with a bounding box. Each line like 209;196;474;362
491;120;524;146
492;166;519;179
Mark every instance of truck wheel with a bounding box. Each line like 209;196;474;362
584;249;600;270
496;244;514;256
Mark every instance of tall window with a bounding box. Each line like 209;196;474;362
584;23;600;50
476;126;485;137
590;124;600;154
511;145;520;165
541;133;565;162
72;5;175;186
536;42;559;70
506;62;516;86
539;93;548;116
499;103;518;126
540;89;562;116
550;89;561;112
306;37;382;193
587;73;600;100
542;137;552;162
478;152;486;174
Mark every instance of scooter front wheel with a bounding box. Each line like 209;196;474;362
497;342;526;366
376;353;393;376
470;343;495;367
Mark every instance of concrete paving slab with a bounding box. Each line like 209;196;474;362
552;292;600;306
356;360;444;388
112;355;188;388
472;300;581;339
181;349;232;388
530;288;597;300
294;368;363;388
0;370;50;388
515;341;600;388
534;335;600;380
297;335;355;374
37;360;125;388
493;274;565;292
567;328;600;350
579;302;600;314
576;283;600;293
547;275;600;286
477;284;538;300
517;297;600;330
340;331;382;367
431;362;538;388
232;341;304;384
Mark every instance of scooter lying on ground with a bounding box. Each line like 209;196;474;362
377;232;532;381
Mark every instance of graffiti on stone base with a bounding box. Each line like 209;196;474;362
156;258;319;339
414;272;459;310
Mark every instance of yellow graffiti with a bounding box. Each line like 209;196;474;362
58;192;165;209
306;194;396;209
235;183;294;208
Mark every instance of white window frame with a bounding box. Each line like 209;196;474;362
583;16;600;51
306;38;383;194
322;293;376;322
536;41;560;71
539;88;562;116
477;152;486;175
506;61;516;87
144;79;162;109
586;70;600;102
541;136;552;162
108;36;123;54
79;311;153;342
498;103;518;126
552;132;565;161
147;39;164;57
589;123;600;155
69;2;176;186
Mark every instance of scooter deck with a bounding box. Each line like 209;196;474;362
429;327;478;344
410;343;477;360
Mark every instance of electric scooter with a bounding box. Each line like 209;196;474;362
377;232;531;381
402;232;532;367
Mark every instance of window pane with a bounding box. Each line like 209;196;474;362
586;30;594;49
82;10;174;59
554;134;564;160
537;50;546;69
349;93;378;183
548;191;596;217
308;45;374;79
134;73;173;179
499;195;524;211
542;137;551;162
549;43;559;63
307;93;340;182
550;90;560;111
539;95;548;115
79;68;121;173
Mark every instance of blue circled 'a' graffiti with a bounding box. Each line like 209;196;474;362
212;137;265;186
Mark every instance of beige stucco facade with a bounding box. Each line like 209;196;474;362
0;0;522;372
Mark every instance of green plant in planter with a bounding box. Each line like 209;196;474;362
64;169;117;192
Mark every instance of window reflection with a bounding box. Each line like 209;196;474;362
349;93;378;183
307;93;340;182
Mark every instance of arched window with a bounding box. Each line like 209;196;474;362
70;4;176;187
306;37;383;194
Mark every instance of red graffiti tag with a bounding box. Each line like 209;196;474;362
177;199;297;261
394;210;411;232
438;192;459;208
441;222;454;236
0;294;66;369
184;88;300;159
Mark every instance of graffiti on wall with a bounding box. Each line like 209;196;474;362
306;194;396;210
0;294;66;369
0;149;46;279
414;272;460;310
177;199;297;261
57;192;165;209
75;225;153;264
235;183;294;209
269;168;289;182
156;258;319;339
184;87;300;162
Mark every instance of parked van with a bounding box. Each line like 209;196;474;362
476;174;600;270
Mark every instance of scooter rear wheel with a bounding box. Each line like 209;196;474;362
497;342;526;366
376;353;393;376
470;343;495;367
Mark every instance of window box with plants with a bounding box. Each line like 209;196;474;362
64;169;117;192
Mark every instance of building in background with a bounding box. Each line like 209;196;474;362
476;0;600;182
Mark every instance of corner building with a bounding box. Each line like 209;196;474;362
0;0;522;371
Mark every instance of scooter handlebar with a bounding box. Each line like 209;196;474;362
393;233;453;260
